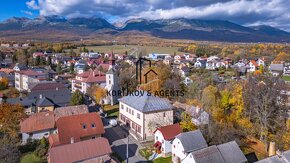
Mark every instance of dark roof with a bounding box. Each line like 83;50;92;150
176;130;208;153
217;141;247;163
154;123;182;140
6;97;35;107
270;64;284;71
256;150;290;163
118;91;173;113
48;138;112;163
245;152;258;163
106;67;116;75
191;145;225;163
36;97;55;107
30;82;66;92
56;113;105;145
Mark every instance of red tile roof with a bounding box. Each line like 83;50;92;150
18;69;46;76
48;134;60;147
31;82;66;92
76;69;106;83
154;123;182;140
21;111;55;133
56;113;105;145
48;137;112;163
249;60;259;67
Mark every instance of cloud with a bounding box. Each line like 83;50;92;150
21;10;33;16
25;0;290;31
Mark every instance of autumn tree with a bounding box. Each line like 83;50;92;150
0;77;9;90
180;112;197;132
0;135;21;163
95;86;106;105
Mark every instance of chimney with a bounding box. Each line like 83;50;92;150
70;137;74;144
98;70;100;76
39;94;43;99
56;87;58;91
268;142;276;157
93;70;95;77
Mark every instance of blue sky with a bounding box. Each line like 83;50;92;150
0;0;290;31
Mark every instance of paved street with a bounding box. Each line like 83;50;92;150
104;125;147;163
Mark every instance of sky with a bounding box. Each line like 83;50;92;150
0;0;290;31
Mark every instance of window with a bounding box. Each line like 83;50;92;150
82;124;87;129
162;140;164;144
121;104;124;109
156;136;158;140
44;133;48;136
163;112;166;118
131;110;134;115
129;108;131;114
91;123;96;128
126;107;128;112
137;126;141;133
137;113;140;119
173;145;175;148
92;136;96;139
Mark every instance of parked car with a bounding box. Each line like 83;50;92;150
109;119;118;127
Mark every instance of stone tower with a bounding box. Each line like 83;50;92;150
105;67;120;105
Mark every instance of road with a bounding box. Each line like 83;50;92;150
104;125;147;163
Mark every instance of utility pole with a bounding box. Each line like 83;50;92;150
126;136;129;163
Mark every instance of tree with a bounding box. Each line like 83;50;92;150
35;56;41;66
0;77;9;90
201;85;219;113
70;90;85;105
56;63;62;74
179;112;197;132
0;104;26;138
46;56;52;66
12;55;17;64
0;135;21;163
69;63;74;74
95;86;106;105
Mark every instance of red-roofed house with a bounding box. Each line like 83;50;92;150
33;52;45;59
20;111;56;144
247;60;259;72
48;137;115;163
71;69;106;94
49;113;105;146
153;124;182;156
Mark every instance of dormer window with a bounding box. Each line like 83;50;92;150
91;123;96;128
82;124;87;129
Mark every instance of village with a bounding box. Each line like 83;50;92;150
0;42;289;163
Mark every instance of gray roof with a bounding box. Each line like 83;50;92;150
217;141;247;163
176;130;208;153
257;150;290;163
36;97;55;107
191;145;225;163
269;64;284;71
28;89;71;107
106;68;116;75
118;91;173;113
6;97;35;107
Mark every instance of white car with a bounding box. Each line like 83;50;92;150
109;119;118;127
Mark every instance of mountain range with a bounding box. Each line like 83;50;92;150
1;16;290;42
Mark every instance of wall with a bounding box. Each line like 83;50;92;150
172;138;187;163
22;129;55;144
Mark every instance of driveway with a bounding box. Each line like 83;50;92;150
104;125;147;163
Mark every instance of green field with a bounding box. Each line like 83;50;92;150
153;156;172;163
21;153;43;163
282;76;290;82
75;45;183;55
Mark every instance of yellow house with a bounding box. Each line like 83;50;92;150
36;96;55;112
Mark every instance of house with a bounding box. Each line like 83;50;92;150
49;113;105;147
148;53;171;60
0;71;15;86
284;63;290;76
54;105;89;120
269;63;284;77
33;52;45;58
0;43;10;47
119;91;174;140
15;70;48;92
179;66;190;77
153;124;182;156
194;60;207;69
71;69;106;94
115;54;127;60
256;149;290;163
182;141;247;163
7;83;71;114
74;60;87;74
172;130;208;163
20;111;56;144
184;54;196;61
258;58;266;67
183;77;193;86
13;63;28;71
48;138;114;163
246;60;259;72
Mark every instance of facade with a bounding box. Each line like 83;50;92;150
153;124;182;156
247;60;258;72
104;68;120;105
71;69;106;94
119;92;174;140
172;130;208;163
15;70;48;92
269;63;284;76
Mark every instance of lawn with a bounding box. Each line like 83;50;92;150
153;156;172;163
21;153;43;163
282;76;290;82
73;45;183;55
103;104;119;118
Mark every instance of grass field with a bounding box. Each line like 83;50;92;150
153;156;172;163
75;45;183;55
21;153;43;163
282;76;290;82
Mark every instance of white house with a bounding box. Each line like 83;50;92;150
194;60;206;68
246;60;259;72
182;141;247;163
269;63;284;77
153;124;182;156
258;58;266;67
15;70;48;92
20;112;56;144
183;77;193;86
172;130;208;163
119;91;174;140
71;69;106;94
148;53;171;60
